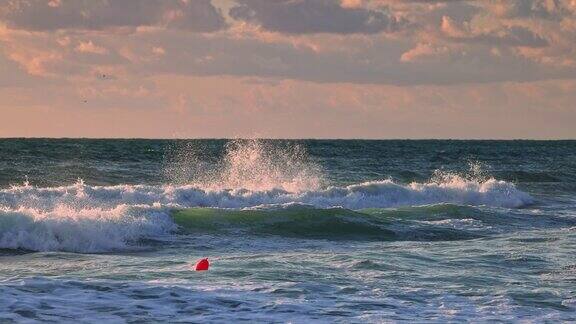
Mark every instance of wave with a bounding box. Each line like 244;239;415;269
0;175;532;210
172;204;484;242
164;139;325;192
0;173;533;252
173;202;576;242
0;204;175;253
1;200;492;253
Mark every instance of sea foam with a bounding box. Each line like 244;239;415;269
0;140;533;252
0;175;532;210
0;203;175;252
0;175;532;252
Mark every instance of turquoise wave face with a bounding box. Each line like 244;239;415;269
173;206;399;241
171;204;576;242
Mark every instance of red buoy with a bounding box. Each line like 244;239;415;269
194;258;210;271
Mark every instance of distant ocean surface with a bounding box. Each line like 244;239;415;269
1;139;575;322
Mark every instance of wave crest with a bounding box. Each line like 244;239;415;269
164;139;324;192
0;171;533;252
0;175;532;210
0;204;175;252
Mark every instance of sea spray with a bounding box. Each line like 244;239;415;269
0;175;532;211
164;139;325;192
0;141;533;252
0;175;532;252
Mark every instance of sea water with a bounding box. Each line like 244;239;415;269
0;139;575;322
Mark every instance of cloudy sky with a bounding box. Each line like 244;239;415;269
1;0;575;138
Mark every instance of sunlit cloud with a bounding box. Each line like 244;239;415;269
0;0;575;138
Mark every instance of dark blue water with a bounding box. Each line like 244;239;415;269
0;139;575;322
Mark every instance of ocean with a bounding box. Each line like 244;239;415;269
0;139;575;322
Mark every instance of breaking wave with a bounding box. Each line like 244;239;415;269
0;203;175;253
164;139;324;192
0;175;532;252
172;204;486;242
0;176;532;211
0;139;533;252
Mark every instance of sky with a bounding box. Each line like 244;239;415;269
0;0;575;139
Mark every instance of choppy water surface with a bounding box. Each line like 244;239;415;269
0;139;575;322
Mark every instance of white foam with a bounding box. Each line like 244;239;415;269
1;176;533;210
0;175;532;252
0;204;175;252
0;277;569;322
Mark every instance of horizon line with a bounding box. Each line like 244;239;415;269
1;137;575;141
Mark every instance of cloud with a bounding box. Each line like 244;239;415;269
2;74;576;138
0;24;571;86
0;0;226;32
0;0;575;86
0;0;576;139
75;40;107;54
440;15;549;47
229;0;403;34
400;42;450;62
487;0;564;19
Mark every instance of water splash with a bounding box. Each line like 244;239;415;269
431;161;492;185
165;139;325;192
0;174;532;252
0;153;535;252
